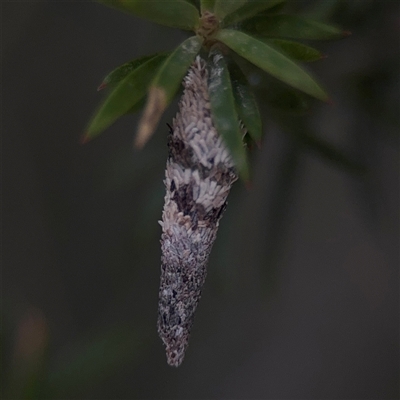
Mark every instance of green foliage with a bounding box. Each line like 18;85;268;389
262;39;324;62
214;0;247;20
149;37;203;105
86;0;349;179
5;1;396;397
98;53;168;90
207;47;249;180
98;0;200;30
200;0;216;13
136;36;203;147
241;14;348;40
227;60;262;143
221;0;286;27
215;29;328;101
85;54;168;142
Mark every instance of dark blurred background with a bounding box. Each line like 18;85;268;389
2;1;399;399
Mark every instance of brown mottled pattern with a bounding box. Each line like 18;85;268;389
157;57;239;367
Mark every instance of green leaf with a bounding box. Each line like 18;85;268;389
241;14;348;40
135;35;203;148
98;0;200;30
258;1;286;15
200;0;215;12
183;0;200;9
215;29;329;101
262;39;324;62
127;97;146;114
98;53;169;90
84;54;168;142
227;59;263;143
207;47;249;180
214;0;248;20
151;37;203;104
221;0;286;27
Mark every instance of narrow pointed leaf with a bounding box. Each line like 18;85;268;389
127;97;146;114
258;1;286;15
214;0;247;20
85;54;168;141
184;0;200;9
135;36;203;148
200;0;215;12
221;0;285;27
98;0;200;30
99;53;169;90
207;48;249;179
228;60;262;142
263;39;323;62
241;14;348;40
215;30;328;101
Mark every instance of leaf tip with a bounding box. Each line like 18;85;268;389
133;131;147;149
237;160;251;184
97;82;107;91
319;91;331;103
80;133;91;145
135;86;167;148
